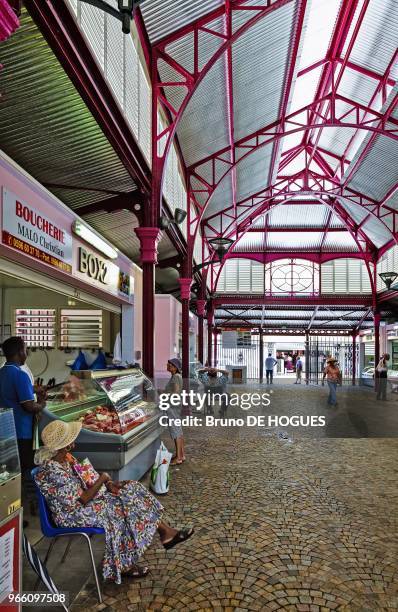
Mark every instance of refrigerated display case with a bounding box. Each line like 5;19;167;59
0;409;22;611
41;368;162;480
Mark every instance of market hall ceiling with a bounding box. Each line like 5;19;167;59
0;6;179;285
1;0;398;282
140;0;398;259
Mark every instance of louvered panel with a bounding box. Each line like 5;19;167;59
80;3;105;70
105;10;124;108
361;264;371;293
238;260;251;292
251;262;264;293
334;260;348;293
225;261;238;292
348;260;361;293
138;65;151;162
124;36;139;136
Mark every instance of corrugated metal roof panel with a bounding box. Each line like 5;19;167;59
345;125;398;201
266;231;324;250
342;0;398;79
232;3;295;140
0;9;136;213
266;204;330;227
140;0;224;44
176;57;229;167
322;231;359;251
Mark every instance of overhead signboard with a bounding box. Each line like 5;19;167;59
2;189;73;274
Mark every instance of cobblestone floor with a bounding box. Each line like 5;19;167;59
74;384;398;611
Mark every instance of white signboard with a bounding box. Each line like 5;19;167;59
2;189;73;273
222;330;237;348
73;245;133;300
0;528;14;601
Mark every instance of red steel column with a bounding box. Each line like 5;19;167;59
374;312;381;391
134;227;161;378
197;299;206;365
352;331;357;385
213;328;218;366
207;304;214;367
179;278;192;382
259;327;264;383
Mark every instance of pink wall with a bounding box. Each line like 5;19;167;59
154;294;181;380
0;152;135;305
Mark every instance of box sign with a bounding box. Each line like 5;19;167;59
74;245;133;299
2;189;73;273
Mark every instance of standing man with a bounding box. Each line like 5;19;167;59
295;356;303;384
265;352;277;385
0;337;47;517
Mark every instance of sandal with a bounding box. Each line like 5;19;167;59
123;564;149;578
170;458;183;465
163;528;194;550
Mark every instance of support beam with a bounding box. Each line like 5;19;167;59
25;0;151;193
197;299;206;365
72;191;144;217
374;311;381;392
134;227;162;377
352;331;357;385
179;278;192;381
259;327;264;384
307;306;319;330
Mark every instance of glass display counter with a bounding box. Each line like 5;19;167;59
41;368;162;480
0;409;21;522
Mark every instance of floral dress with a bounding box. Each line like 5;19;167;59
34;459;163;583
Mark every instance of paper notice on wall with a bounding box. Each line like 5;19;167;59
0;528;14;601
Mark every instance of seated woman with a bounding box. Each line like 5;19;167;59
34;420;194;584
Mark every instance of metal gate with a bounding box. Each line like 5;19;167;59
306;336;359;384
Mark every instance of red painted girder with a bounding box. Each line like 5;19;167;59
302;0;363;148
298;57;396;87
319;209;333;251
188;95;398;231
151;0;296;224
189;93;398;177
245;226;346;233
333;48;398;181
213;295;373;306
341;86;398;188
268;0;308;186
225;251;372;263
25;0;151;194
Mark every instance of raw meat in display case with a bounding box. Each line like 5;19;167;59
41;368;162;480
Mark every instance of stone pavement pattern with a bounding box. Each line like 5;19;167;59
73;384;398;611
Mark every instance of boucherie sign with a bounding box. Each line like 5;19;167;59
2;189;73;273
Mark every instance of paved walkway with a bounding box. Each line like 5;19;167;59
73;384;398;611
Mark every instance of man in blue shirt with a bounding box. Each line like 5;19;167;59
265;353;278;384
0;337;46;514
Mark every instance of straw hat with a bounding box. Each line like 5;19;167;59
41;420;82;451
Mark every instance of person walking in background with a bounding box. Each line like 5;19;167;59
295;356;303;384
376;353;390;401
265;353;277;384
322;357;341;406
165;358;186;465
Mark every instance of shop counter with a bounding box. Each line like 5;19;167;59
41;368;163;480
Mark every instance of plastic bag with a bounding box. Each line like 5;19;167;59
90;351;107;370
150;442;172;495
70;350;88;371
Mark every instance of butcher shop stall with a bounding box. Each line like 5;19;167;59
40;368;162;480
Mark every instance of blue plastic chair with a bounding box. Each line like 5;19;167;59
31;468;105;603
